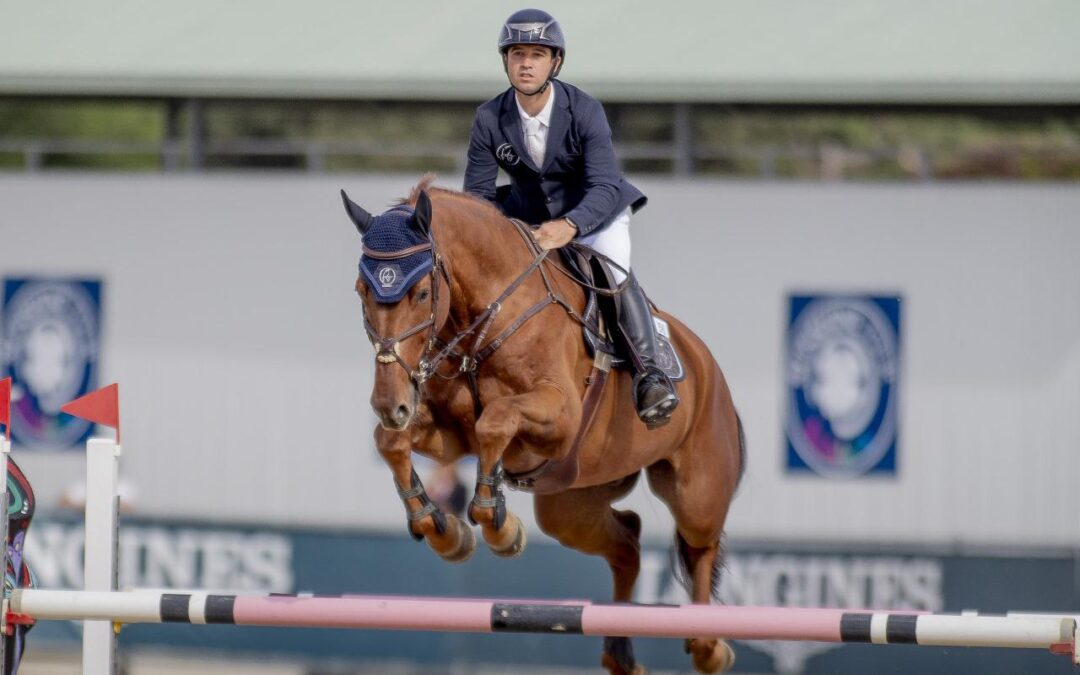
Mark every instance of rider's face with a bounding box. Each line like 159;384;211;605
506;45;558;94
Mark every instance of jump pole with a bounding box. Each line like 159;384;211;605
6;589;1079;661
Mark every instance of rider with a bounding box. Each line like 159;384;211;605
464;8;679;428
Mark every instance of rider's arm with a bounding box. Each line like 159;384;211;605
463;109;499;202
562;99;621;237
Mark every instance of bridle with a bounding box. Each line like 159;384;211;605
361;218;602;415
360;239;447;388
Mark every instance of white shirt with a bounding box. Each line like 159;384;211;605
516;85;556;168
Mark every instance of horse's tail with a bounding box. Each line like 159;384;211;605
735;411;747;489
670;532;727;602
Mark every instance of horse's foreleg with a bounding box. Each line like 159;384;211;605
468;385;576;557
375;427;476;563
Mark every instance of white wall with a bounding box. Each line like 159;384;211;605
2;174;1077;548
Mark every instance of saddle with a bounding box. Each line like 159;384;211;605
502;243;685;495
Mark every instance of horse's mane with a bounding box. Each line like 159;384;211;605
396;173;506;221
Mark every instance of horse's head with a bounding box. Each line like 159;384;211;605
342;188;450;430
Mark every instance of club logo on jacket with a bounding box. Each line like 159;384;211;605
495;143;520;166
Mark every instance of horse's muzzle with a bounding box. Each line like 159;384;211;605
373;382;419;431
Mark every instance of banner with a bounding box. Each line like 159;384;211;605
785;295;902;477
1;278;103;450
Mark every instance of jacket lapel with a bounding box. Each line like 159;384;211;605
540;81;570;174
498;90;540;173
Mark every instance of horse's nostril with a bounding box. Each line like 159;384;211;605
394;404;411;424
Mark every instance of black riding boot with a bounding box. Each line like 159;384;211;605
619;274;679;428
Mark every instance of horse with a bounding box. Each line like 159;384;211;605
342;177;745;675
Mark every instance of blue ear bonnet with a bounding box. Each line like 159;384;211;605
359;206;434;303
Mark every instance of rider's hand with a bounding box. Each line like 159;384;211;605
532;218;577;250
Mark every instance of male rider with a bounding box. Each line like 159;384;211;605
464;8;679;428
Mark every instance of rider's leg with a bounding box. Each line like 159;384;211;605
578;209;679;428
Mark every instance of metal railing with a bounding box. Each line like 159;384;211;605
1;137;1076;181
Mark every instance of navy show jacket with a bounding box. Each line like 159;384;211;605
463;80;647;237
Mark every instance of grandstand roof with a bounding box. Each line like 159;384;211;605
3;0;1078;104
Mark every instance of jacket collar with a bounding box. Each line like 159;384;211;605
499;89;537;172
541;81;571;174
499;80;569;174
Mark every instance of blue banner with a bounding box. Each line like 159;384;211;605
785;294;902;477
1;278;102;451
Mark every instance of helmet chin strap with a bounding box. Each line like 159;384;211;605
504;56;561;97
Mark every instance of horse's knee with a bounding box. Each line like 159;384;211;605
474;401;521;445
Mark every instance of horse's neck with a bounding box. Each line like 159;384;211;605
434;204;539;317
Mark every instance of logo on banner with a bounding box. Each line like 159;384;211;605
785;295;901;477
1;279;102;450
635;550;942;674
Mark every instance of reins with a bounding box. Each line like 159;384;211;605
362;213;630;416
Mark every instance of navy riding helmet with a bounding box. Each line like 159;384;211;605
498;8;566;81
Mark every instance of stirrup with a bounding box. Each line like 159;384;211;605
635;371;679;429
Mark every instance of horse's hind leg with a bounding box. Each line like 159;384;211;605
675;536;736;673
534;476;646;675
647;455;739;674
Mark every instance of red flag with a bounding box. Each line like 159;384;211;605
0;377;10;440
61;383;120;443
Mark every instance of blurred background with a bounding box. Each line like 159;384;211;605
1;1;1078;673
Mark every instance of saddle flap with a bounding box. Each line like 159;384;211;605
561;246;685;383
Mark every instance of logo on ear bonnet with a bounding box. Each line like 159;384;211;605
496;143;520;166
377;265;399;288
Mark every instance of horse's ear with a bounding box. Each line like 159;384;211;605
413;190;433;237
340;189;373;235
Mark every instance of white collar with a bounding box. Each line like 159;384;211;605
516;84;556;128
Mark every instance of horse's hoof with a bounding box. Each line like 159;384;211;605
602;636;644;675
489;514;527;558
601;652;647;675
437;515;476;564
686;638;735;673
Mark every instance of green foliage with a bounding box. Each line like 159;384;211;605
1;97;1076;180
693;108;1080;180
0;99;164;169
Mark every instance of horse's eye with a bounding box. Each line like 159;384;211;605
417;289;430;303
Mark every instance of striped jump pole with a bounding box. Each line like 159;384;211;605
7;589;1079;663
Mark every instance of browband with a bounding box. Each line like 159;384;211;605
362;242;433;260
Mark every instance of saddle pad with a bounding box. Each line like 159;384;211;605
582;295;686;382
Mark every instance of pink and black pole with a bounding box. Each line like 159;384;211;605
7;590;1079;662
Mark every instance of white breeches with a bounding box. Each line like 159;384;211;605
577;207;631;283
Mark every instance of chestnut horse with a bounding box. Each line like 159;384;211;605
343;178;745;675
